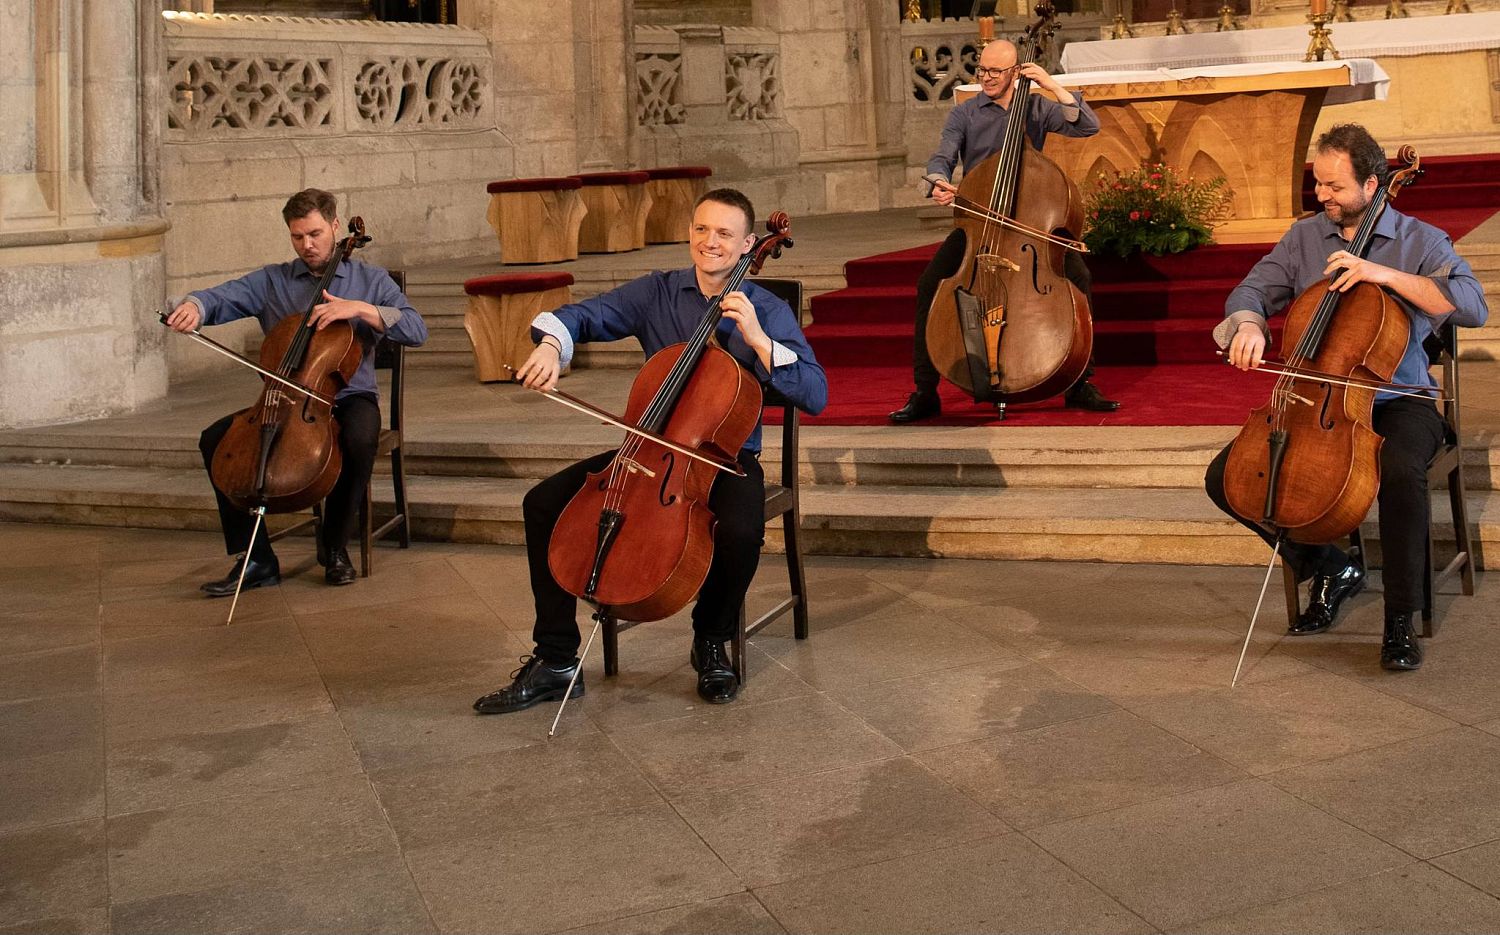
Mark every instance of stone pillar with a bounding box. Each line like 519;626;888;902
752;0;906;213
0;0;168;429
466;0;582;176
573;0;635;170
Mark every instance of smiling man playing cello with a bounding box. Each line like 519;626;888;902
1204;125;1488;671
474;188;827;713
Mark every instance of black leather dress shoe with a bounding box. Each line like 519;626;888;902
889;390;941;424
1381;612;1423;671
325;548;357;586
1289;561;1365;635
690;638;739;704
200;555;281;598
473;656;583;715
1064;380;1120;412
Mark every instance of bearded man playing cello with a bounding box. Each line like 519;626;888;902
474;188;827;713
1204;124;1488;671
890;37;1118;424
164;188;428;594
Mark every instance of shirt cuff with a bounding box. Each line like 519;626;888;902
532;312;575;368
1213;311;1270;350
770;340;798;368
375;305;403;332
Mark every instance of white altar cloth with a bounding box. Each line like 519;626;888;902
1051;59;1389;107
1059;11;1500;72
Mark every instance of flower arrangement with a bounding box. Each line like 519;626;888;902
1082;163;1233;258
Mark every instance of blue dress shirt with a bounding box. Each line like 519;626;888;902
186;257;428;402
926;89;1100;182
1219;207;1488;403
531;268;828;453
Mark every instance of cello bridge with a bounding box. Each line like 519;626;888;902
619;457;656;478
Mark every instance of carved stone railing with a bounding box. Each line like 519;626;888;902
161;12;491;138
902;20;982;104
633;24;781;126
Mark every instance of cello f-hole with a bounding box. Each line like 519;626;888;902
657;451;678;507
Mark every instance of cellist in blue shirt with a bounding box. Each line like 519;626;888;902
164;188;428;594
475;188;827;713
1205;125;1488;671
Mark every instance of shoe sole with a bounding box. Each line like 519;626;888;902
474;684;584;715
201;575;281;599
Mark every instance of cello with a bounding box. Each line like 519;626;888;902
546;213;794;622
1222;148;1423;684
163;217;372;618
924;1;1092;413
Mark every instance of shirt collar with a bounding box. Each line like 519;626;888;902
289;256;347;280
1317;203;1401;243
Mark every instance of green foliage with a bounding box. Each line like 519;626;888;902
1082;163;1233;259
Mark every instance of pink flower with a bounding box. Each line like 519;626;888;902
1150;172;1162;180
1129;210;1141;221
1142;209;1152;220
1091;210;1099;219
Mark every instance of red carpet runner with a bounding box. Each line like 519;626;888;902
787;154;1500;427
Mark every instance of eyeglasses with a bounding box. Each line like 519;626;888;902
974;66;1017;79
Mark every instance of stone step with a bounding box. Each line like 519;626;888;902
0;463;1489;568
6;424;1499;490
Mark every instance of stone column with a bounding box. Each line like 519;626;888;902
0;0;168;429
573;0;636;170
466;0;582;176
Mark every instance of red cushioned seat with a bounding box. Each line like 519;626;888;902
572;170;650;186
645;166;713;180
486;177;583;194
463;272;575;297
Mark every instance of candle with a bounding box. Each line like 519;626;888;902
978;15;995;39
1311;0;1328;15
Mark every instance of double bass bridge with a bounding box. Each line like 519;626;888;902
976;253;1021;275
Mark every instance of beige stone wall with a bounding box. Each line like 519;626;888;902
1309;50;1500;158
0;1;169;429
158;12;513;381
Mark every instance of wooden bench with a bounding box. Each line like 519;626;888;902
573;170;652;254
484;177;587;264
644;166;713;244
462;272;574;382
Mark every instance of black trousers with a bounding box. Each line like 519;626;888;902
524;448;766;664
1204;396;1447;614
199;393;381;562
912;226;1095;393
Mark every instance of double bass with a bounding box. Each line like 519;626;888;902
545;213;795;623
1221;148;1424;544
924;2;1092;412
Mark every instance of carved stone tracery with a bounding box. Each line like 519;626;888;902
636;53;686;126
725;51;780;120
168;56;335;131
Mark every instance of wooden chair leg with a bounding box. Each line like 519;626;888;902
784;508;809;640
734;604;747;683
1453;463;1475;596
392;447;411;549
603;616;619;677
1282;557;1302;628
1422;526;1435;637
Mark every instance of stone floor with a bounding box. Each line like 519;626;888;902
6;521;1500;934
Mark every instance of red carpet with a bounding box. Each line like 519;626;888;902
785;154;1500;427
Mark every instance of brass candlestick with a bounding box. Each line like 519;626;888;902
1384;0;1408;17
1109;13;1137;38
1166;7;1188;34
1445;0;1471;13
1332;0;1353;20
904;0;922;22
1215;4;1241;31
1304;11;1339;61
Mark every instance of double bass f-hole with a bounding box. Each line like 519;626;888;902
1020;243;1050;295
